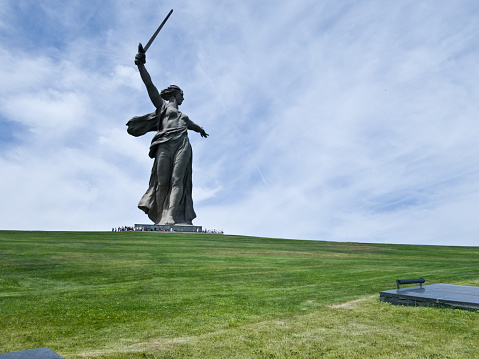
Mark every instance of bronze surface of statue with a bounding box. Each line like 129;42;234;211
126;45;208;225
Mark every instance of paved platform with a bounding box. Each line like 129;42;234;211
380;283;479;310
0;348;64;359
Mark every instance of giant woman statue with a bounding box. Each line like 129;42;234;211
127;44;208;225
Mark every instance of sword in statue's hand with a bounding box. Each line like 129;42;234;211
136;9;173;64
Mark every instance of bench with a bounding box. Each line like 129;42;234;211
396;278;425;289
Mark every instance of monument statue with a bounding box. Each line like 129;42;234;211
126;11;208;225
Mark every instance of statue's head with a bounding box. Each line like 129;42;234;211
161;85;184;105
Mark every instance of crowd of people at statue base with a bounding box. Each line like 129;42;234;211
113;226;167;232
112;226;223;234
203;228;224;234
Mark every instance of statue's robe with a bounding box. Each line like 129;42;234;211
127;103;197;225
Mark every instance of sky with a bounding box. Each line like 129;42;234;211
1;0;479;246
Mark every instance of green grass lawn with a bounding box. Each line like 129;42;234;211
1;231;478;358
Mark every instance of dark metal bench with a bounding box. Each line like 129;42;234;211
396;278;425;289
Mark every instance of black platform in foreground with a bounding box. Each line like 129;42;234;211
0;348;64;359
380;283;479;311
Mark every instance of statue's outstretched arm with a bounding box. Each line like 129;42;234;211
186;117;209;138
135;45;163;109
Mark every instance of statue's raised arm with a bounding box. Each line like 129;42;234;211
135;44;163;109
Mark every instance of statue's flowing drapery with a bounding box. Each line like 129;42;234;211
127;102;197;224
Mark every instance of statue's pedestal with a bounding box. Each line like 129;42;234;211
134;224;202;233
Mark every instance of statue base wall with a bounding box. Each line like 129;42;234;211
134;224;202;233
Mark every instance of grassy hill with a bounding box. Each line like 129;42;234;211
1;231;478;358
